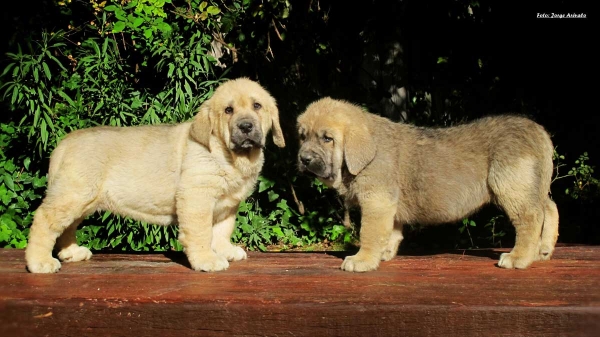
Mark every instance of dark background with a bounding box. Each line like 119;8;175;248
1;0;596;248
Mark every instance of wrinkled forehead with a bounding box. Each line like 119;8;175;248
297;109;343;132
297;112;342;136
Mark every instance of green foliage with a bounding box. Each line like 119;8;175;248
76;213;182;252
233;175;353;251
553;150;600;201
457;214;508;249
0;123;46;248
104;0;173;40
0;0;355;252
1;31;69;153
458;218;477;248
1;0;596;253
483;215;507;247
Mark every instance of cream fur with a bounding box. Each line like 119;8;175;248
25;78;285;273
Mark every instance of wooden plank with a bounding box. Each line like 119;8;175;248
1;246;599;337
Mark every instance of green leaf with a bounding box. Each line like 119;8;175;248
23;158;31;171
32;176;46;188
144;29;153;39
132;17;144;28
113;21;126;33
124;0;138;10
258;177;275;192
104;5;118;11
4;161;16;172
156;22;171;33
167;63;175;78
102;211;112;222
46;51;68;71
42;62;51;80
276;199;289;211
115;8;127;21
3;174;15;191
207;6;221;15
94;100;105;114
111;235;123;248
33;66;39;82
57;90;75;107
1;63;15;77
267;190;280;202
184;81;192;97
43;109;55;132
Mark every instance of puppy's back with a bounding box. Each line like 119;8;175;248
47;123;191;198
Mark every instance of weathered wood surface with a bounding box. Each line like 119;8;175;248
1;246;599;337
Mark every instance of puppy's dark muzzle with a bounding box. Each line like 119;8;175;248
298;152;328;178
231;119;263;152
300;154;313;167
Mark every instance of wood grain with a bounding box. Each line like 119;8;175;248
1;246;599;336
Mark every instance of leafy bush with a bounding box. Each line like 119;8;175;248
0;0;353;252
0;123;46;248
553;151;600;201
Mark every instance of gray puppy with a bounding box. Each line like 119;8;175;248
297;98;558;272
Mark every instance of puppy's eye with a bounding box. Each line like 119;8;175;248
299;134;306;141
323;135;333;143
253;102;262;110
225;107;234;114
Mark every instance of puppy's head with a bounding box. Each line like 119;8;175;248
296;98;376;188
190;78;285;153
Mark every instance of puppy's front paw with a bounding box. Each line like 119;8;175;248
216;245;247;262
58;245;93;263
27;257;62;273
498;252;533;269
187;252;229;272
341;254;380;272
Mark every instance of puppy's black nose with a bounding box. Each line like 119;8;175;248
300;154;312;166
239;122;253;134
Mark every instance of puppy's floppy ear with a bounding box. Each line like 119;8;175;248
190;101;212;151
344;122;376;175
268;102;286;148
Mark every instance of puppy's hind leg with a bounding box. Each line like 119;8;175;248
497;205;543;269
537;197;559;261
56;217;92;263
26;196;89;273
381;221;404;261
489;158;543;269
